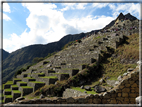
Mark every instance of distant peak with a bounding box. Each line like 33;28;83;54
125;13;131;15
120;12;124;15
116;12;125;20
124;13;137;21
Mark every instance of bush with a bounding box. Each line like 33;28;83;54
78;39;82;43
26;65;32;70
14;68;26;77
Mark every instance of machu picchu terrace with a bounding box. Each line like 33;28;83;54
1;13;140;104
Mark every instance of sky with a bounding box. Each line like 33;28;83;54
2;1;141;53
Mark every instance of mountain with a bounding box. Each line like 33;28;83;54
0;49;9;61
103;13;138;29
2;32;90;83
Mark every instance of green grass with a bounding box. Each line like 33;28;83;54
0;99;4;103
17;81;27;84
5;95;12;98
32;73;45;75
11;85;18;87
13;78;21;80
4;89;11;91
93;35;106;40
2;84;5;89
20;86;33;88
38;73;45;75
62;68;72;70
0;93;4;97
30;81;45;83
5;81;13;85
41;76;58;79
71;87;97;94
12;90;21;93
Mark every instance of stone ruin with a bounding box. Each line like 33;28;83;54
1;18;140;104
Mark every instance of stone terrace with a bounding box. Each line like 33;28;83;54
2;19;139;104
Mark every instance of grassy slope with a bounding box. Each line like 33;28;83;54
87;33;139;87
102;33;138;79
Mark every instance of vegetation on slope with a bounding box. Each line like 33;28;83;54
86;33;139;88
23;33;139;99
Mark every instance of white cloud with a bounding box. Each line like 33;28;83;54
61;3;87;11
76;3;87;10
3;13;11;21
3;3;11;13
92;3;108;8
3;3;11;21
108;3;140;19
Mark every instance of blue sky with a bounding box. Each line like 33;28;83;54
2;2;140;53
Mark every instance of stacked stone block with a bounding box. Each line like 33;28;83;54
13;67;139;104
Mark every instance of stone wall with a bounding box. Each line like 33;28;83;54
11;67;139;104
63;89;88;98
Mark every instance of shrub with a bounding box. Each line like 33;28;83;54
14;68;26;77
78;39;82;43
26;65;32;70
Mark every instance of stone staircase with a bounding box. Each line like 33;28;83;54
1;19;139;104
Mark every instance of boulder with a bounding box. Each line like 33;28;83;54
39;94;45;99
94;85;107;93
47;64;52;68
117;75;123;81
123;72;128;76
114;81;119;86
15;97;25;102
55;82;58;85
135;96;142;104
99;78;105;84
84;86;92;91
137;61;141;65
127;68;134;73
106;80;116;87
80;85;84;89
